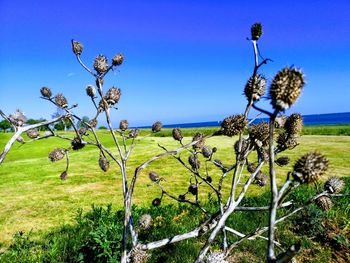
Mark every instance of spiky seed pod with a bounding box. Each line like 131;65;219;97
221;115;247;137
260;148;270;162
277;132;298;151
112;53;124;66
212;147;217;153
130;245;149;263
188;183;198;195
206;251;229;263
152;198;161;206
315;196;333;211
88;118;98;128
275;115;287;129
206;176;212;183
285;113;303;135
27;129;39;139
60;171;68;180
71;137;85;150
178;194;186;201
152;121;162;132
244;74;266;101
129;129;139;138
149;171;159;182
105;87;121;106
255;171;268;186
40;86;52;98
249;122;269;147
292;152;329;184
251;22;263;40
9;109;27;126
48;148;65;162
78;127;87;136
139;214;152;230
119;120;129;131
172;128;183;141
55;93;68;108
275;156;290;166
86;85;96;97
324;176;344;194
189;155;201;170
16;136;24;143
99;156;110;172
269;67;305;110
93;55;109;74
247;162;257;173
234;139;250;160
71;40;83;56
192;132;205;149
202;146;212;158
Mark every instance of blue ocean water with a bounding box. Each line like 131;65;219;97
159;112;350;129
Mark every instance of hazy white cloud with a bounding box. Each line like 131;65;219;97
67;72;76;77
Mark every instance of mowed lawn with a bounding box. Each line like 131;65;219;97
0;131;349;246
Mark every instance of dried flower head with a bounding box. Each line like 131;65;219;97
55;93;68;108
78;127;87;136
71;40;83;56
269;67;305;110
40;86;52;98
86;85;96;97
152;198;161;206
130;245;149;263
206;176;212;183
255;171;268;186
71;137;85;150
244;74;266;101
172;128;183;141
188;183;198;195
105;87;121;106
129;129;139;138
48;148;65;162
139;214;152;230
221;115;247;137
112;53;124;66
247;162;257;173
149;171;159;182
16;136;24;143
324;176;344;194
234;139;250;160
152;121;162;133
99;156;110;172
9;109;27;126
189;155;201;170
249;122;269;147
60;171;68;180
88;118;98;128
202;146;212;158
27;129;39;139
292;152;329;184
275;156;290;166
277;132;298;151
178;194;186;201
284;113;303;135
251;22;263;40
119;120;129;131
192;133;205;149
275;115;287;129
93;55;109;74
315;196;333;211
206;251;229;263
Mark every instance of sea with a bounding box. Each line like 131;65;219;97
158;112;350;129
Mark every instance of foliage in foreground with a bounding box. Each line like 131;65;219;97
1;178;349;263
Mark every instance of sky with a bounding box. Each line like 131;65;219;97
0;0;349;127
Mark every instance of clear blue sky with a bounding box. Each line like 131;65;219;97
0;0;349;126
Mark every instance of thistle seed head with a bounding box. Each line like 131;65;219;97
78;127;87;136
292;152;329;184
249;122;270;147
16;136;24;143
112;53;124;66
93;55;109;74
178;194;186;201
138;214;152;230
86;85;96;97
275;156;290;166
148;171;159;182
188;183;198;195
192;132;205;149
99;156;110;172
255;171;268;186
48;148;65;162
206;176;212;183
324;176;344;194
105;87;121;105
275;115;287;129
9;109;27;126
128;129;139;138
189;155;201;170
88;118;98;128
251;22;263;40
152;198;161;206
315;196;333;211
27;129;39;139
234;139;250;160
71;137;85;150
221;115;247;137
152;121;162;133
269;67;305;110
206;251;229;263
172;128;183;141
277;132;298;151
285;113;303;135
247;162;257;173
40;86;52;98
119;119;129;131
130;245;149;263
60;171;68;180
244;74;266;101
71;40;83;56
55;93;68;108
202;146;212;158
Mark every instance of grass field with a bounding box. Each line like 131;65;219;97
0;128;349;249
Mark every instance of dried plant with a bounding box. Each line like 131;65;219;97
0;24;345;263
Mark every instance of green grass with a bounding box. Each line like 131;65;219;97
0;129;349;261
